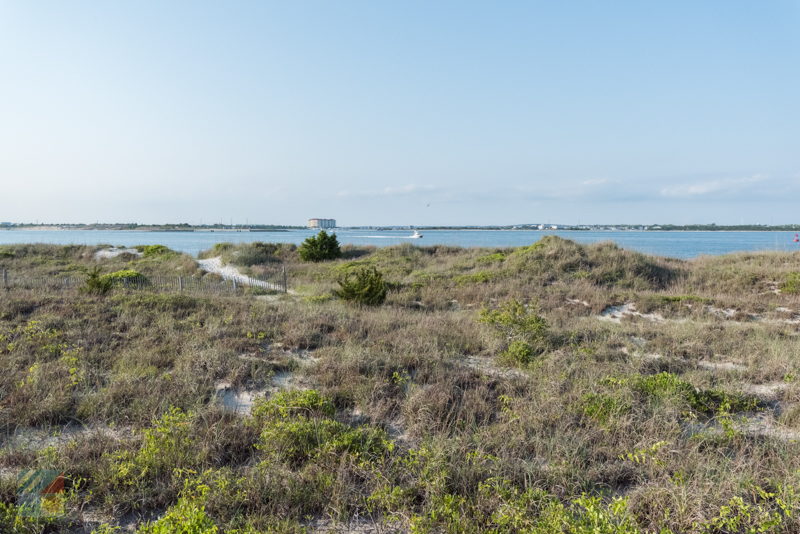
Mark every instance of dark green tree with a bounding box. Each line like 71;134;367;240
298;230;341;262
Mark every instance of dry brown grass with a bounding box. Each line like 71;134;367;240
3;240;800;532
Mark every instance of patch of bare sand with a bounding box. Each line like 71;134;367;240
598;303;664;323
217;346;319;415
94;247;142;259
698;360;747;372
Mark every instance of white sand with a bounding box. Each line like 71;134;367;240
94;247;142;259
196;256;286;292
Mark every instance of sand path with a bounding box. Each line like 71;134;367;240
197;256;286;292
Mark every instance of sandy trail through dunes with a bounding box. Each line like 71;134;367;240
197;256;288;292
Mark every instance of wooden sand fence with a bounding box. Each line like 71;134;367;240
0;267;288;295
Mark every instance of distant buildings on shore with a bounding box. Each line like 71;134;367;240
307;218;336;229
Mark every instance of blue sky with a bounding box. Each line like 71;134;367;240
1;1;798;226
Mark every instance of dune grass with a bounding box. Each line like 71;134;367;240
2;238;800;532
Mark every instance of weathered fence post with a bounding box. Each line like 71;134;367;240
282;265;288;293
3;269;8;289
178;276;184;292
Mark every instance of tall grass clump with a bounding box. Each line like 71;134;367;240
480;299;549;365
7;241;800;532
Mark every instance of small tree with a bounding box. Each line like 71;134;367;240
334;265;387;306
82;266;113;295
298;230;341;262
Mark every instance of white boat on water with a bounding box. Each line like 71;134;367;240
409;230;423;239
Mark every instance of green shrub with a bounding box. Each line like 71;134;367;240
140;245;176;258
0;501;59;532
137;479;218;533
454;271;495;285
480;299;548;345
298;230;341;262
304;294;334;304
411;477;641;534
499;340;535;366
476;252;506;264
82;266;113;295
632;372;760;415
252;390;335;421
579;393;630;425
632;372;694;400
107;407;196;502
102;269;148;286
252;390;391;466
82;268;148;294
782;272;800;294
334;265;387;306
257;418;349;466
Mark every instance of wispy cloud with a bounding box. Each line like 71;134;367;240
659;174;768;198
580;178;610;186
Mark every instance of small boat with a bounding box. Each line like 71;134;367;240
409;230;423;239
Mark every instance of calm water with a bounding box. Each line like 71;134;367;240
0;229;798;259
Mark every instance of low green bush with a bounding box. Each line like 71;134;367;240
334;265;387;306
476;252;506;264
632;372;760;415
137;479;218;533
411;477;641;534
781;272;800;294
140;245;176;258
82;266;113;295
481;300;550;366
252;390;392;467
252;390;335;421
480;299;547;337
105;407;196;507
579;393;631;425
0;501;60;532
82;268;148;294
454;271;495;285
499;340;535;366
102;269;148;287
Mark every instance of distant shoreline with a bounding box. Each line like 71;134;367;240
3;225;800;233
0;226;298;232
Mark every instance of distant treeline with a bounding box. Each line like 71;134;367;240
4;223;304;231
4;223;800;232
653;224;800;231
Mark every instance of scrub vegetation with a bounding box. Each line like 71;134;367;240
2;237;800;532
